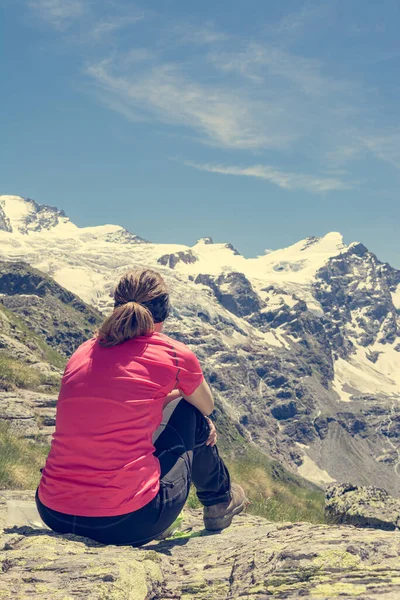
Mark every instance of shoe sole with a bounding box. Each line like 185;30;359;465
204;498;247;531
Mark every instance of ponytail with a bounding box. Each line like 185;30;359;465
98;302;154;348
97;268;169;347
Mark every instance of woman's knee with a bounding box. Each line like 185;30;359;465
174;399;208;431
159;398;209;447
163;397;197;422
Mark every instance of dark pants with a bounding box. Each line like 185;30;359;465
36;399;231;546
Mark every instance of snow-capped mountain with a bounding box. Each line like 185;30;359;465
1;194;400;493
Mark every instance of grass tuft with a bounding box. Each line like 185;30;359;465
0;352;61;393
0;422;49;489
0;303;67;369
186;443;325;524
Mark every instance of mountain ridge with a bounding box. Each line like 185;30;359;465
1;194;399;494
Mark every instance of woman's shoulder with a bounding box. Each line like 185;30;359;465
152;332;200;365
79;336;98;351
151;332;193;355
62;338;98;379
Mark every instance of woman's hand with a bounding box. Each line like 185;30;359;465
205;416;217;447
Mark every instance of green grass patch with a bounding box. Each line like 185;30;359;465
0;303;67;369
186;442;325;524
35;339;67;370
0;422;49;489
0;352;61;393
194;401;326;524
227;447;325;523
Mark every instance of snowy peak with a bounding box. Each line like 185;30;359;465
0;195;72;235
0;195;148;244
194;237;240;255
76;224;148;245
0;194;82;236
251;232;346;282
270;232;345;262
165;232;346;281
196;236;214;245
301;232;344;252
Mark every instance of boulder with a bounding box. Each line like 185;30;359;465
0;390;57;443
271;400;297;420
325;483;400;530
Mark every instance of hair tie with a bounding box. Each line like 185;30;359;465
114;295;169;323
114;300;142;308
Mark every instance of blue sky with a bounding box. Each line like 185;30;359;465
2;1;400;267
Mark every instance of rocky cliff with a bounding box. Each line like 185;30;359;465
0;260;102;357
0;259;104;401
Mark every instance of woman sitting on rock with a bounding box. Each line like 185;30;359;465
36;268;246;546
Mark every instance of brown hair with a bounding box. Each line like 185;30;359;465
98;268;170;347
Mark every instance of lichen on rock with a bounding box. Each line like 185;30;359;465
325;483;400;530
2;491;400;599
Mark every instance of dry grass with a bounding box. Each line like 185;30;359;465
0;352;60;393
0;303;67;370
0;423;48;489
186;444;325;524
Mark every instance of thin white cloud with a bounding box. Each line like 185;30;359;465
28;0;84;30
361;132;400;169
349;24;386;35
326;142;366;167
183;161;351;193
90;15;144;40
209;43;356;97
172;23;229;45
26;0;400;179
121;48;155;64
269;2;334;39
86;60;297;150
85;39;379;172
326;131;400;170
95;93;149;123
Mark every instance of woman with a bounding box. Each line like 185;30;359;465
36;268;246;546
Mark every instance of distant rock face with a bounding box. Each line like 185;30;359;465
271;400;297;420
158;250;198;269
224;242;241;255
22;198;67;234
2;492;400;599
0;261;102;356
195;272;263;317
314;244;400;357
0;205;12;233
102;228;148;244
326;483;400;530
197;236;214;244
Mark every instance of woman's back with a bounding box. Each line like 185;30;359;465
38;332;203;517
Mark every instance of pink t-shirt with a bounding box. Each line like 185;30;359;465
38;332;204;517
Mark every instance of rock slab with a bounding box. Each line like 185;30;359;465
2;491;400;599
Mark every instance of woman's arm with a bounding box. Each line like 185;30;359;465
163;389;182;406
179;379;214;417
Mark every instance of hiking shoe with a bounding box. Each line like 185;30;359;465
203;483;247;531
